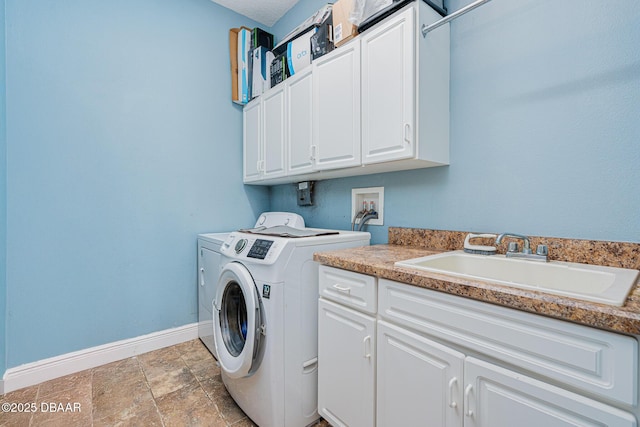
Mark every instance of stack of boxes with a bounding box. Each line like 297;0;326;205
229;0;358;105
230;27;275;104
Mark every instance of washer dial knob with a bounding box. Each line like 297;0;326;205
235;239;248;254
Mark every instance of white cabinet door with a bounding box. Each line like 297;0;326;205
361;6;415;164
313;42;361;170
243;99;262;182
464;357;637;427
377;320;464;427
287;68;314;175
318;298;375;427
262;86;286;179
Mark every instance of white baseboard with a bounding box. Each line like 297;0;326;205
1;323;199;394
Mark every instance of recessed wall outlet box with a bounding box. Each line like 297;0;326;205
297;181;314;206
351;187;384;226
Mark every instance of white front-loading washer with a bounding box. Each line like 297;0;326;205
198;213;305;358
213;227;370;427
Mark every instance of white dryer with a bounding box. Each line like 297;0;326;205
214;227;370;427
197;213;305;357
197;232;230;357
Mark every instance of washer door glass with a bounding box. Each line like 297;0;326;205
220;281;248;357
214;262;265;378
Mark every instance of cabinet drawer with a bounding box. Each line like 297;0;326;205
319;266;377;314
379;279;638;406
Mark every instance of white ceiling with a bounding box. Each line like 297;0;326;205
211;0;301;27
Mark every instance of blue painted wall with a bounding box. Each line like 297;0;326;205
270;0;640;245
2;0;639;373
3;0;269;368
1;0;7;374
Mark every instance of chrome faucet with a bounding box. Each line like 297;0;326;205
495;233;548;262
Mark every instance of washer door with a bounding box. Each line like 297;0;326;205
213;262;265;379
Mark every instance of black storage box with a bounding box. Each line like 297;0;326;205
270;53;291;88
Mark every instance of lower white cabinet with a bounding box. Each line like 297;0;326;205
318;298;375;427
377;320;464;427
465;357;636;427
378;320;636;427
318;266;639;426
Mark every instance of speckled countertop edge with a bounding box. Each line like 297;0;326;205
314;242;640;336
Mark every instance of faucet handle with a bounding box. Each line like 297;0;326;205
507;242;519;253
536;244;549;256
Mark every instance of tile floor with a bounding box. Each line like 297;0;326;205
0;339;330;427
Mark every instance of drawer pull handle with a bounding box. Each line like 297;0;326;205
302;357;318;373
363;336;371;359
464;384;473;417
332;284;351;294
448;377;458;409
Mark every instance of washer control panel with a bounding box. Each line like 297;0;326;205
221;233;285;264
247;239;274;260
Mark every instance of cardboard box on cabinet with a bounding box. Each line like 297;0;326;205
270;53;290;87
311;11;334;60
332;0;358;47
286;29;315;76
229;26;251;104
251;47;274;99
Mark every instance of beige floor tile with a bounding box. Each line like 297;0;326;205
228;417;258;426
0;386;38;427
0;339;332;427
155;381;225;427
93;377;154;421
37;369;92;398
93;404;163;427
139;348;199;399
31;384;91;426
0;411;32;427
0;386;38;403
211;388;248;425
93;357;144;388
189;357;221;383
178;339;217;367
198;376;226;402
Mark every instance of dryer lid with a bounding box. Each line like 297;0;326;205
254;212;305;229
238;225;339;238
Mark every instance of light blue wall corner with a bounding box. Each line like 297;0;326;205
270;0;640;245
4;0;268;368
1;0;7;375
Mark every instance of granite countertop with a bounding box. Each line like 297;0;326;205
314;242;640;335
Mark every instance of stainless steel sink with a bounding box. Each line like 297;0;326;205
395;251;639;306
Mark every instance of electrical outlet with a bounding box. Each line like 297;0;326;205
351;187;384;226
297;181;314;206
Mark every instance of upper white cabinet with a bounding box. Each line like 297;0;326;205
242;99;262;182
243;1;450;184
242;85;286;182
361;6;416;164
262;85;287;179
313;41;362;170
286;68;314;175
